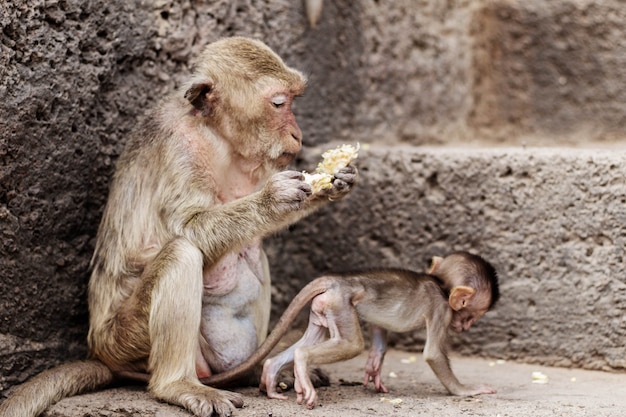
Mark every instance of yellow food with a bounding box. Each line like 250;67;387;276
302;172;333;193
303;143;359;193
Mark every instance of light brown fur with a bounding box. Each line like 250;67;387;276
0;37;357;417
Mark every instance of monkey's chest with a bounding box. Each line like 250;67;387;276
198;246;266;373
202;244;265;297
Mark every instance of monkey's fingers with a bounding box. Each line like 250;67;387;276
260;375;290;400
294;377;317;408
222;390;245;408
456;383;497;396
363;372;389;393
267;170;312;210
295;379;304;405
267;391;289;401
374;376;388;394
334;165;357;181
333;166;357;188
474;384;497;395
173;385;244;417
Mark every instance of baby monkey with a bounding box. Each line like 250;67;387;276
204;251;499;408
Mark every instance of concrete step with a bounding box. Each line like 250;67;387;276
267;145;626;371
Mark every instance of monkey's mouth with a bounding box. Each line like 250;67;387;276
276;152;297;166
450;324;464;333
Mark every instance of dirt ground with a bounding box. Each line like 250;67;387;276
42;349;626;417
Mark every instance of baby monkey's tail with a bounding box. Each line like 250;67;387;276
202;276;332;387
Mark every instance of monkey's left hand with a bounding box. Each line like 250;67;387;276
314;165;358;201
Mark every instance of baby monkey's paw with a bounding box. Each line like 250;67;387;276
363;368;388;393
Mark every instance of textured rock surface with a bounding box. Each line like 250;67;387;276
1;0;625;398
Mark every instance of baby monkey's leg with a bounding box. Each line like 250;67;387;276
292;300;364;409
260;320;327;400
363;326;389;393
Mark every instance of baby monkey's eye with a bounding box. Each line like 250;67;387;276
271;94;287;108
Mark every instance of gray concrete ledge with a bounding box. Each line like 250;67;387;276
267;145;626;371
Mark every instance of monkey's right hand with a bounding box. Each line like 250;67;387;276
263;170;312;214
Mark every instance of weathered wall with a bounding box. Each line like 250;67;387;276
1;0;625;395
469;0;626;144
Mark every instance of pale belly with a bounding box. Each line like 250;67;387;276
196;243;270;377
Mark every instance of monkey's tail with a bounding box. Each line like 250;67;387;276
202;276;332;387
0;359;114;417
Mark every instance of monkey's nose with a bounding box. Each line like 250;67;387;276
291;125;303;144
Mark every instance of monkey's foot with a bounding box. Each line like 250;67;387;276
363;371;388;393
259;364;288;401
153;380;244;417
473;384;497;395
274;366;329;391
294;375;318;409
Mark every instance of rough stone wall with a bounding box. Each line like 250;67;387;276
469;0;626;144
1;0;625;394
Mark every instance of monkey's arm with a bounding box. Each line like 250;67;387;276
423;313;496;396
363;326;389;393
181;170;310;263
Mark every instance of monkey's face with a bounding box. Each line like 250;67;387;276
450;308;487;333
449;292;491;333
230;83;303;169
264;88;304;168
211;78;306;171
189;37;308;171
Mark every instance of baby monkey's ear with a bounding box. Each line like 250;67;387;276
448;286;476;311
428;256;444;274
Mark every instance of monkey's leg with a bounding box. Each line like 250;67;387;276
423;321;496;396
292;306;364;409
363;325;389;393
142;238;244;417
260;320;327;400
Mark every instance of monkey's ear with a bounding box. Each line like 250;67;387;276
428;256;444;274
448;286;476;311
184;81;216;117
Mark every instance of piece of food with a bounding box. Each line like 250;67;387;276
531;371;549;384
303;143;359;193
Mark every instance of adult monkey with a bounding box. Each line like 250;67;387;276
0;37;357;417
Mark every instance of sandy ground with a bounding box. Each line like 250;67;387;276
42;349;626;417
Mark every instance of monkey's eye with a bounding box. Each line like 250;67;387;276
271;94;287;108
